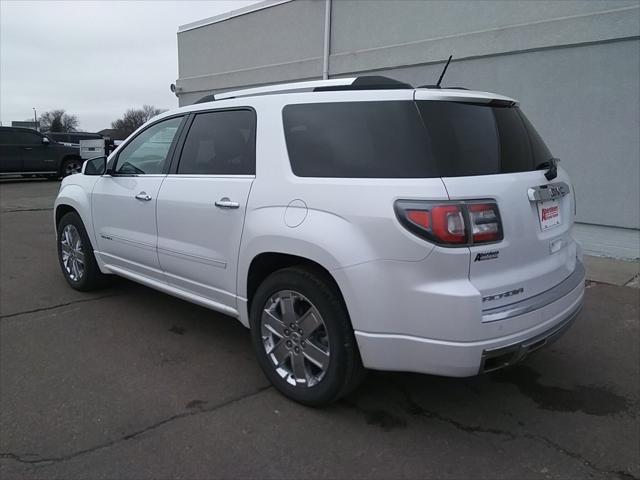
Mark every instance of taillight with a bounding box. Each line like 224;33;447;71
468;203;501;243
395;200;503;247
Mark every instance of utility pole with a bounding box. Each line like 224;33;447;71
33;108;37;131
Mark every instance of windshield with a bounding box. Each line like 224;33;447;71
282;100;552;178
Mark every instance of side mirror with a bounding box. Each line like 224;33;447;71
82;156;107;176
42;136;50;145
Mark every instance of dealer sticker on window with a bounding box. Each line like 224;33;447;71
537;200;562;231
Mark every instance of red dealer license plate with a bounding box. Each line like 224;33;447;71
537;200;562;231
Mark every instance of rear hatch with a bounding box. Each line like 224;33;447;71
414;94;578;312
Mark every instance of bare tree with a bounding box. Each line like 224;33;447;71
111;105;167;136
39;110;79;132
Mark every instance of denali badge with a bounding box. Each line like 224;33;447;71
483;288;524;303
474;251;499;262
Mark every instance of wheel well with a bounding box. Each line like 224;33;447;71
55;204;77;228
247;253;346;312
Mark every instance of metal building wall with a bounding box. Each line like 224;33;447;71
176;0;640;258
177;0;325;106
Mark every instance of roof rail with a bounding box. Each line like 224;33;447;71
195;94;216;104
314;76;412;92
214;78;356;101
210;76;413;101
417;85;469;90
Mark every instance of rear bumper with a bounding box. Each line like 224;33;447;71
479;301;581;373
353;263;585;377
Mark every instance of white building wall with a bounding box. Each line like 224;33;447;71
176;0;640;258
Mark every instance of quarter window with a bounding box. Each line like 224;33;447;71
282;102;437;178
177;110;256;175
115;117;183;175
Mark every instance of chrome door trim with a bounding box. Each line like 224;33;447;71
99;233;156;252
157;246;227;269
0;171;58;176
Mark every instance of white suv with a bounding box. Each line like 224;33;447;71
54;77;585;405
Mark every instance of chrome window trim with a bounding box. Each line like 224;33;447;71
107;174;167;178
164;174;256;179
482;260;585;323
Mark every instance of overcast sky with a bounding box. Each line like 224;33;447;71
0;0;258;132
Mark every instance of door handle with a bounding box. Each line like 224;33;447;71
23;147;33;151
135;192;152;201
215;197;240;209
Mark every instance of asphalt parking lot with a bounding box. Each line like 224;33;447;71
0;179;638;480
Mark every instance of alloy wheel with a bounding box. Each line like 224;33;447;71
261;290;330;387
60;224;85;282
64;161;81;176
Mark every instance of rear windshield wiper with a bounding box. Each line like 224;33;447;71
536;157;559;181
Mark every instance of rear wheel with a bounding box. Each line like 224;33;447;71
57;212;108;291
60;157;82;177
250;267;365;406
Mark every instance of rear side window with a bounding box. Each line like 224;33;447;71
282;101;552;178
177;109;255;175
283;101;438;178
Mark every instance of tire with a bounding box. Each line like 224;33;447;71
250;267;365;406
57;212;108;291
60;157;82;178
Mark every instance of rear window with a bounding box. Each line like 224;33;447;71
416;101;552;177
282;100;552;178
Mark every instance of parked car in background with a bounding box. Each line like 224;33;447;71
47;131;103;148
47;132;106;161
0;127;83;178
53;76;585;406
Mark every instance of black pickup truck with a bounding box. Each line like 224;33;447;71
0;127;83;179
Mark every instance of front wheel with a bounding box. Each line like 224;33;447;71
57;212;108;291
60;157;82;177
250;267;365;406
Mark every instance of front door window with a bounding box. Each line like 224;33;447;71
114;117;182;175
